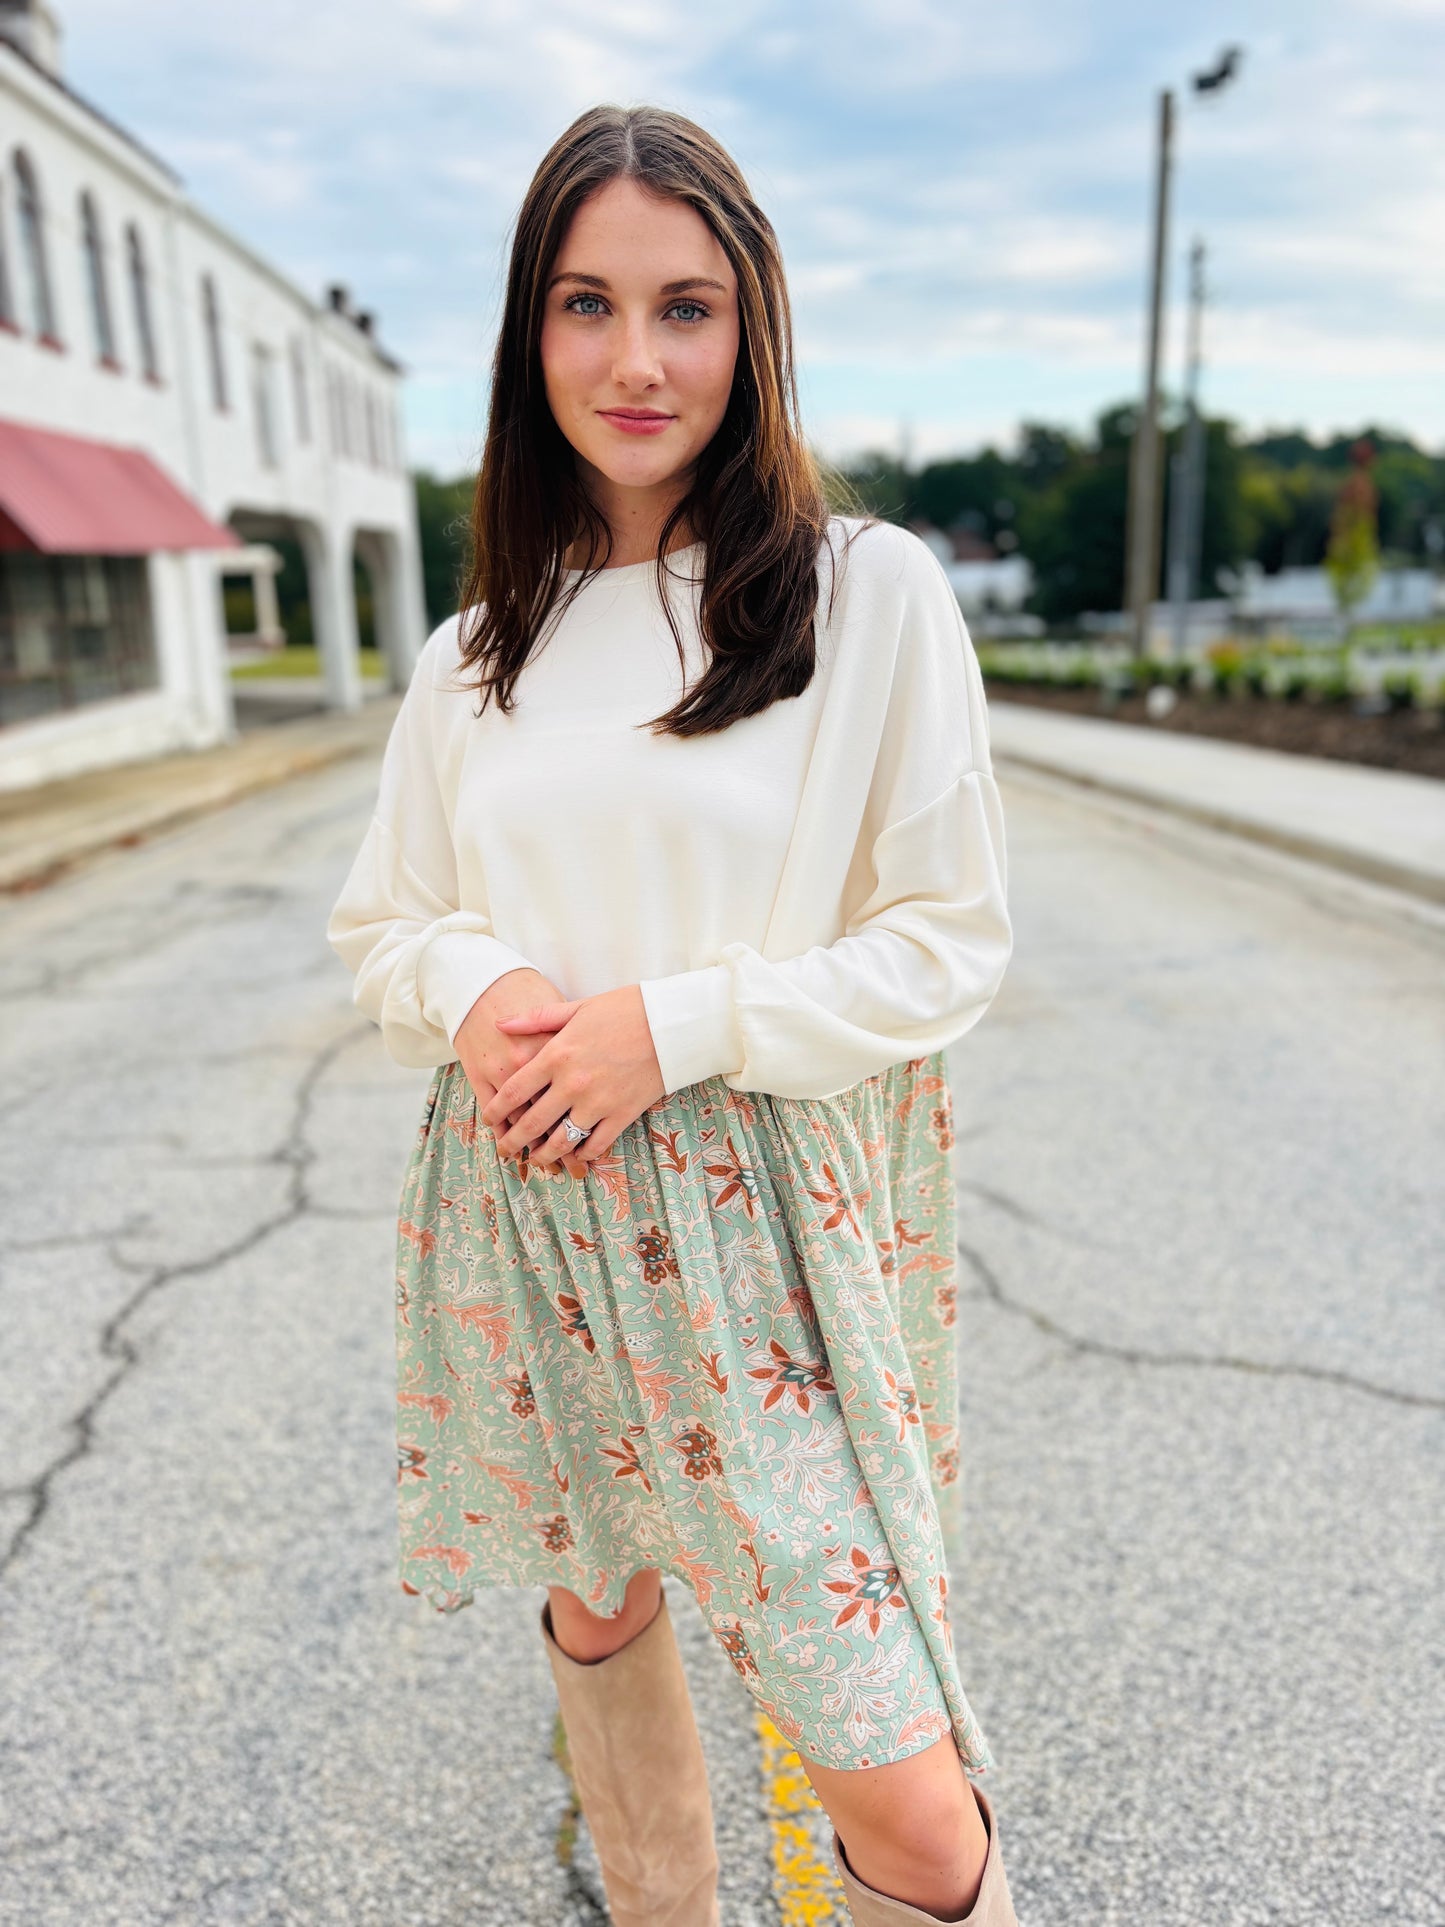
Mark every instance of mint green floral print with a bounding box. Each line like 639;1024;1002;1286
392;1048;995;1776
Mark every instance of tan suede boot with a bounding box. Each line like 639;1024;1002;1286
541;1591;721;1926
832;1779;1019;1926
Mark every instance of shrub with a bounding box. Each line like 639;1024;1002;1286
1206;641;1245;697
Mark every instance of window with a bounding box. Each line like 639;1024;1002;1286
251;342;278;467
201;272;228;410
326;365;352;461
0;553;158;727
324;365;341;455
125;223;159;380
0;178;16;330
288;336;311;443
79;191;117;365
13;149;58;341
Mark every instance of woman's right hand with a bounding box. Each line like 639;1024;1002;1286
455;966;570;1155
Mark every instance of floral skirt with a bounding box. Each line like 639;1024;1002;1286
392;1048;996;1776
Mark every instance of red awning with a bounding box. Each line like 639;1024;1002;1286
0;417;241;555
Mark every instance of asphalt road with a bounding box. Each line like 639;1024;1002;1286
1;750;1441;1926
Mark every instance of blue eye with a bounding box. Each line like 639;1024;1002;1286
668;301;710;324
565;292;606;317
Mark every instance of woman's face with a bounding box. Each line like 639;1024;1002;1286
539;176;741;511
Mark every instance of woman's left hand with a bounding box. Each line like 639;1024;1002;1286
482;984;665;1168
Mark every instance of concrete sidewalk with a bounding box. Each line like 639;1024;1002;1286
989;699;1445;906
0;692;401;893
5;684;1443;906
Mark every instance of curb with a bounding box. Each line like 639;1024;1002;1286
1;698;400;896
993;745;1445;907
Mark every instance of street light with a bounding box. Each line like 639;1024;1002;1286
1166;237;1209;663
1124;46;1244;658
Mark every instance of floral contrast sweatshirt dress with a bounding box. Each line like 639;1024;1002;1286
325;514;1014;1775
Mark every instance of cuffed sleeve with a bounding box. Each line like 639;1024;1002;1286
639;767;1012;1098
325;621;539;1068
638;962;744;1093
416;927;538;1045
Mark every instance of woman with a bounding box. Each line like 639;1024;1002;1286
327;104;1018;1927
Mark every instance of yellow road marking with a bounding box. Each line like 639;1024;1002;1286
754;1709;849;1924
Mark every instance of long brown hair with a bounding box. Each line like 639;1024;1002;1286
454;104;843;738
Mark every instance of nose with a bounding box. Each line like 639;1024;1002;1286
610;312;664;392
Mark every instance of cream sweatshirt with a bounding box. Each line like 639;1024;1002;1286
325;515;1013;1101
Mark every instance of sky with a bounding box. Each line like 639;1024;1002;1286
56;0;1445;477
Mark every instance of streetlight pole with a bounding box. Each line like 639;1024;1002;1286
1125;47;1243;661
1167;237;1208;662
1124;87;1174;660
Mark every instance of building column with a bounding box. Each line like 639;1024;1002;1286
397;478;432;675
252;555;284;648
300;520;363;712
171;549;237;746
357;527;424;692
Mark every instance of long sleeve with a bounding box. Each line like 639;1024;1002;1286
638;529;1013;1099
325;621;537;1069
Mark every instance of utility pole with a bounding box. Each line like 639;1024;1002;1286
1124;87;1174;659
1166;238;1208;662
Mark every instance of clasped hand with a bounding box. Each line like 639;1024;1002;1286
479;983;665;1170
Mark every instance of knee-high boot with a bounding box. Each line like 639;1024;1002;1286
541;1591;721;1926
832;1780;1019;1925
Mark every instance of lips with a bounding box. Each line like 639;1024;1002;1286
598;408;675;436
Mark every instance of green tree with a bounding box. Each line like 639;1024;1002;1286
782;415;1442;629
271;536;314;646
1161;414;1246;596
413;469;475;627
1014;421;1080;495
1372;444;1443;563
910;449;1013;540
1016;408;1133;622
1238;459;1337;571
832;450;914;521
1324;439;1381;626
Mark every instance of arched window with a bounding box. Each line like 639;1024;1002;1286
324;365;341;456
335;369;353;460
0;179;17;330
125;222;159;381
13;149;58;341
79;191;117;364
251;342;278;467
201;271;227;410
289;336;311;443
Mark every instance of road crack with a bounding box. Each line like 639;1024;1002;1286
957;1236;1444;1411
0;1023;371;1578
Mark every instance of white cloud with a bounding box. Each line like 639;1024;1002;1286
56;0;1445;468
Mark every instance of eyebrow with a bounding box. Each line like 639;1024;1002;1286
547;271;730;296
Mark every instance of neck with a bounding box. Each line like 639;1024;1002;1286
569;463;696;570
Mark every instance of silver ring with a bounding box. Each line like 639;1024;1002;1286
561;1113;592;1145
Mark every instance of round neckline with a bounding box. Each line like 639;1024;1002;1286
561;540;704;581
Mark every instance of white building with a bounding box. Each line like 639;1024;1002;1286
910;520;1041;635
1217;561;1442;634
0;0;427;790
